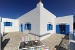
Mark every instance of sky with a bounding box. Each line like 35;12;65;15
0;0;75;19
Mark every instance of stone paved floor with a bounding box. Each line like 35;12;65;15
1;32;68;50
42;34;66;50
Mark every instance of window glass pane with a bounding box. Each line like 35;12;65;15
6;22;10;26
47;24;53;30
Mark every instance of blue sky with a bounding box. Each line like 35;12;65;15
0;0;75;19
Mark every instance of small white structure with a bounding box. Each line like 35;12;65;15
0;1;73;40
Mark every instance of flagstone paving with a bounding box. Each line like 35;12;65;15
2;32;69;50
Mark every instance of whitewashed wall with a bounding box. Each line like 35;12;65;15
18;6;40;35
39;2;56;35
55;15;73;33
18;2;56;36
1;18;19;33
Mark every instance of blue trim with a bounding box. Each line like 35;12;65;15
20;24;23;32
24;24;26;30
47;24;49;31
29;24;31;30
4;22;6;26
4;22;12;26
56;25;60;34
66;25;69;35
10;22;12;26
50;24;53;30
52;25;53;30
47;24;53;31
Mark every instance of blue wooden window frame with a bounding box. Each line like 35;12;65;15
4;22;12;26
47;24;53;31
24;24;26;30
24;24;31;30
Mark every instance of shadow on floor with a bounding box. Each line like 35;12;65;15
63;35;69;40
3;33;8;36
55;35;69;50
1;38;10;50
55;45;67;50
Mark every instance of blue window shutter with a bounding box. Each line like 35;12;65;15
4;22;6;26
51;25;53;30
47;24;49;31
56;25;60;34
29;24;31;30
24;24;26;30
21;24;23;32
10;22;12;26
49;24;50;30
66;25;69;35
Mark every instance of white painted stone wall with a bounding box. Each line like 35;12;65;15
55;15;73;33
18;3;41;35
39;2;56;35
1;18;19;33
18;2;73;41
18;2;56;36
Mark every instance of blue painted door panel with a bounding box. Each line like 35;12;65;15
66;25;69;35
56;25;60;34
20;24;23;32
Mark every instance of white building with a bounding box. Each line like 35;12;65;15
0;1;73;40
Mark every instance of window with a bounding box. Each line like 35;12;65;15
47;24;53;31
24;24;31;30
4;22;12;26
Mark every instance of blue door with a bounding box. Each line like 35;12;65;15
56;25;60;34
66;25;69;35
56;24;69;35
20;24;23;32
60;24;66;34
